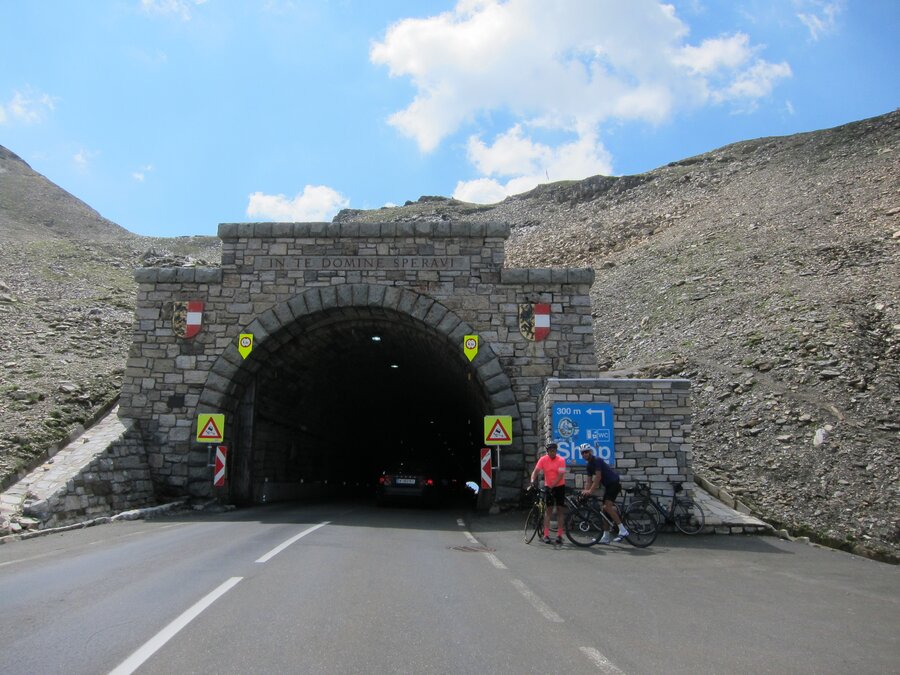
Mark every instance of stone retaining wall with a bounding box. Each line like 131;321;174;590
21;421;156;529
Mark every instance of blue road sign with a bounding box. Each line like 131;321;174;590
550;402;616;466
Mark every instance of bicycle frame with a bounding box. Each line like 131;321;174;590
567;494;616;530
523;486;549;543
628;481;705;534
566;493;657;547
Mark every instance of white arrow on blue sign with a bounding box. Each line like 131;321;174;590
551;402;616;466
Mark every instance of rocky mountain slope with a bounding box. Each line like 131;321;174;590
0;148;218;491
1;111;897;560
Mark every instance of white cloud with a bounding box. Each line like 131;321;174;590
796;0;843;41
73;148;99;170
466;124;544;177
0;88;57;125
246;185;350;222
132;164;154;182
455;126;612;203
675;33;753;75
717;60;792;105
140;0;207;21
372;0;793;197
452;177;510;204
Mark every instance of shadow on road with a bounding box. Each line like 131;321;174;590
147;498;793;558
148;496;480;533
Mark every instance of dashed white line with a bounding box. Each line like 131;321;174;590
510;578;564;623
579;646;626;674
109;576;243;675
483;552;507;569
466;529;621;671
255;521;330;563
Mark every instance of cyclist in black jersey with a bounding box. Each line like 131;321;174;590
579;444;629;543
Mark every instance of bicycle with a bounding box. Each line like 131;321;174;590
564;493;657;548
625;481;706;535
523;485;548;543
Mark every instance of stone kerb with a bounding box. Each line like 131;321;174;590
538;378;693;495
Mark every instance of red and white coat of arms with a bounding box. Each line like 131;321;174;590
172;300;204;339
518;303;550;341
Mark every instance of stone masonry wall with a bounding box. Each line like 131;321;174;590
20;417;156;529
537;378;694;496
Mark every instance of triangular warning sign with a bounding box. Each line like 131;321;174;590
487;419;511;442
199;418;221;440
196;414;225;443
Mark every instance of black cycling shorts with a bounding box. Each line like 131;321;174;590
602;482;621;504
547;485;566;507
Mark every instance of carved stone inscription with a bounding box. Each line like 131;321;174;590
258;256;469;271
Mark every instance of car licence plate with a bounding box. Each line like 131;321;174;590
396;478;416;485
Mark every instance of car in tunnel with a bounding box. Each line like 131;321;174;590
375;460;442;506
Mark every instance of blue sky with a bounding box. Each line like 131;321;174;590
1;1;897;238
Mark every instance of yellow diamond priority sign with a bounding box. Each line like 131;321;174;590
483;415;512;445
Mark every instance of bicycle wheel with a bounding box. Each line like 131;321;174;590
565;507;605;547
627;498;663;530
524;505;543;543
623;502;658;548
673;498;706;535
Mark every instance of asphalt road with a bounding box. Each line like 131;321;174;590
0;501;897;674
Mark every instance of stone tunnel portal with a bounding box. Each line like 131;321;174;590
227;306;492;506
120;222;600;509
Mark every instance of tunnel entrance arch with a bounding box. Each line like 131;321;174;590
199;286;514;505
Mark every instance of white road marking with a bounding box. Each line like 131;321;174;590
579;646;626;674
255;521;330;563
483;552;507;569
510;578;564;623
460;530;506;568
0;549;72;567
108;576;242;675
120;523;184;537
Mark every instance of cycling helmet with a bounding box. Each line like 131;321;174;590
578;443;593;454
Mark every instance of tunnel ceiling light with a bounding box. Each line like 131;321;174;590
371;335;382;342
390;363;399;369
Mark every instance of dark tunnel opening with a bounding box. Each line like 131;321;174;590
232;307;492;507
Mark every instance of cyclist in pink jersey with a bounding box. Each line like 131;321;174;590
530;442;567;544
